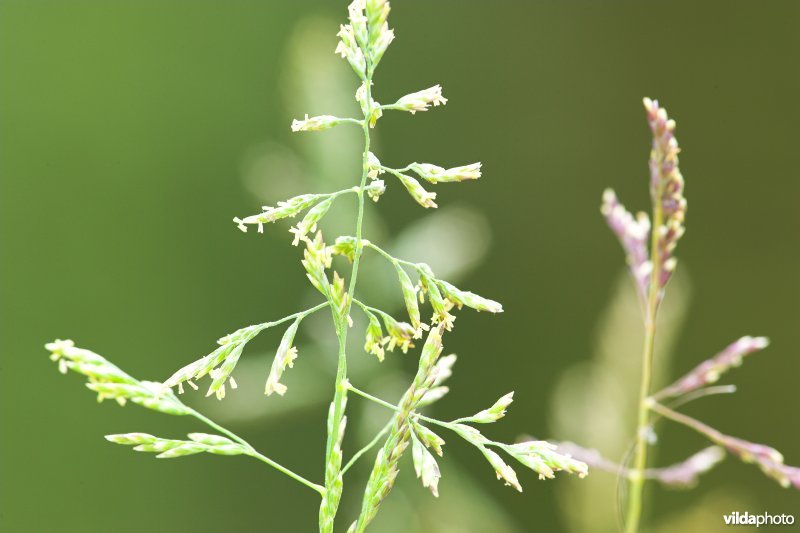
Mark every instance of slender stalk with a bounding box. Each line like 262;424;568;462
364;240;417;270
342;235;432;276
346;383;449;432
352;298;394;322
378;104;406;112
250;302;331;337
289;302;331;322
661;385;737;409
338;117;367;126
320;64;374;532
648;402;726;444
188;408;325;495
347;383;401;412
624;188;664;533
342;420;393;475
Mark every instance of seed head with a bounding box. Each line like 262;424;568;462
644;98;687;293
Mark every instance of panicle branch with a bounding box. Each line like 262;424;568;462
161;303;327;400
556;441;726;488
352;325;445;532
601;189;651;303
105;432;248;459
654;336;769;401
47;339;190;415
650;401;800;490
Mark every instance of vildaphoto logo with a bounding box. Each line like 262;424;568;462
723;511;795;527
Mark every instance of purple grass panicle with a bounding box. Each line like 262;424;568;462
594;98;797;533
718;435;800;489
647;401;800;492
644;97;687;296
601;189;651;303
555;441;725;489
656;336;769;400
651;446;726;488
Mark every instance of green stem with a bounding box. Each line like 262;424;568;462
342;420;393;475
364;240;423;271
327;185;370;200
347;383;400;411
337;117;367;126
337;235;426;276
247;302;329;336
379;164;413;173
352;298;394;322
188;408;325;495
659;384;737;408
346;383;448;429
320;70;374;532
625;186;664;533
365;240;398;263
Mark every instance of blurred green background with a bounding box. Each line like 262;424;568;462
2;1;798;532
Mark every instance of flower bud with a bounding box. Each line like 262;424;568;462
430;354;457;386
481;448;522;492
291;114;344;132
370;25;394;68
302;232;333;297
365;0;390;43
347;0;369;49
411;433;442;497
187;433;235;446
329;235;359;262
470;392;514;424
335;24;366;79
105;433;157;445
356;82;382;127
364;179;386;202
417;386;449;407
366;152;383;179
395;172;437;208
265;318;301;396
409;162;482;183
381;313;416;353
363;310;386;361
290;197;333;245
394;264;421;331
411;422;446;456
437;280;503;313
392;85;447;114
420;273;454;329
156;443;207;459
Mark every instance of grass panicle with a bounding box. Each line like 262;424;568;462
592;99;799;533
47;2;586;530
